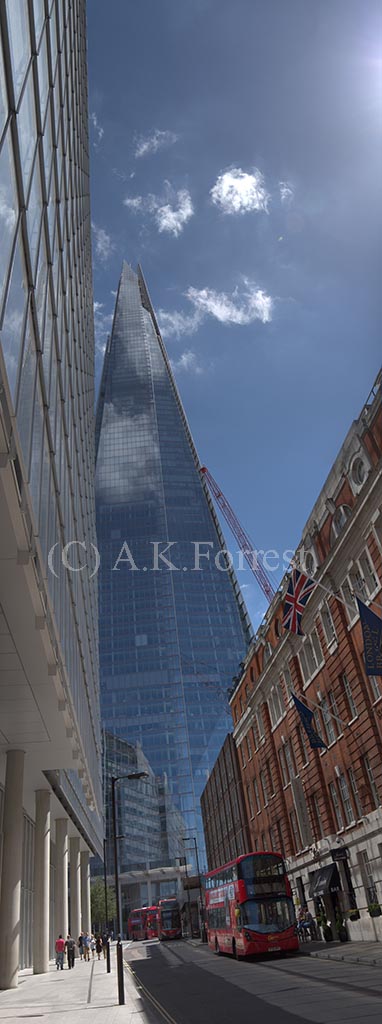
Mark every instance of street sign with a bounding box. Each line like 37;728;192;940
331;846;350;861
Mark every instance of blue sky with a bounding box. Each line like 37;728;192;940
88;0;382;630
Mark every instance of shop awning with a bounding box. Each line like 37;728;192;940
309;864;341;898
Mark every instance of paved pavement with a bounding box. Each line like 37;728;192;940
0;946;159;1024
299;938;382;967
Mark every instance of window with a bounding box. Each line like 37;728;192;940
233;705;238;724
348;767;363;818
342;674;357;719
321;697;336;745
245;683;250;701
278;747;288;787
299;630;323;684
349;548;379;603
253;777;261;813
260;769;269;806
247;784;255;819
267;759;275;796
329;781;344;830
290;809;302;854
340;577;358;622
351;457;367;488
312;792;324;839
250;666;255;683
362;755;380;809
277;821;285;857
246;733;252;760
321;603;337;647
240;743;246;768
369;676;382;702
283;739;296;781
263;641;273;668
268;682;284;727
261;833;268;850
330;504;352;544
282;663;293;698
359;850;378;905
338;773;354;825
255;707;265;743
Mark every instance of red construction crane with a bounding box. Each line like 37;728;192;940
200;466;276;605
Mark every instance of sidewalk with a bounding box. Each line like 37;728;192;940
0;946;157;1024
299;938;382;967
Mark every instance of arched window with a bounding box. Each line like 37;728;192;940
263;641;273;668
330;504;352;545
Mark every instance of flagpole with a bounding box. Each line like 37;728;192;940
291;690;351;733
289;558;382;617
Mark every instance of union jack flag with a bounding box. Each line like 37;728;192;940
282;569;316;635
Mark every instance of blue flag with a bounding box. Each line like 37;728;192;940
357;599;382;676
291;692;327;749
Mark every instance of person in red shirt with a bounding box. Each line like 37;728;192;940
55;934;65;970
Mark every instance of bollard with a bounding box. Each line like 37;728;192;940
106;940;111;974
116;936;125;1005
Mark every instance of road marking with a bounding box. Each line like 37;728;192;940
124;959;179;1024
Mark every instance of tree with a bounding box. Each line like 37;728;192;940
90;877;117;930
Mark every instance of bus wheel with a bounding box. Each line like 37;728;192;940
214;939;221;956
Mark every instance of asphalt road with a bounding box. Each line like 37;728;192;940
124;939;382;1024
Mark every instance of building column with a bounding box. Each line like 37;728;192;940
0;750;25;989
69;837;81;942
33;790;51;974
55;819;69;941
80;850;91;935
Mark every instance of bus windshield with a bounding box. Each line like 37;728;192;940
161;910;179;929
241;897;295;934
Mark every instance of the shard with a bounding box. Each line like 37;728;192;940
95;263;252;869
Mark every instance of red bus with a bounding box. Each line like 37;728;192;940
205;851;298;959
127;908;147;941
146;905;158;939
157;898;182;940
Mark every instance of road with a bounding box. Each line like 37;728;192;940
124;938;382;1024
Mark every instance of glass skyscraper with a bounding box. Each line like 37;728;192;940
96;263;252;868
0;0;101;982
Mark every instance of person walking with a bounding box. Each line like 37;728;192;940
82;932;90;961
102;931;109;958
55;934;65;970
78;932;84;960
65;934;75;969
96;935;103;960
90;934;96;958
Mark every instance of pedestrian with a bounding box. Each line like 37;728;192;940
78;932;84;960
55;934;65;970
82;932;90;961
65;933;75;969
90;934;96;958
102;931;109;958
96;935;103;960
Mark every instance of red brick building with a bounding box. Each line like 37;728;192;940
211;372;382;941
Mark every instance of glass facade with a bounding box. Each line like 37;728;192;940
0;1;102;848
95;263;252;868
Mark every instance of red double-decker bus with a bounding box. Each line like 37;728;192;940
127;908;147;941
157;898;182;940
145;905;158;939
205;851;298;959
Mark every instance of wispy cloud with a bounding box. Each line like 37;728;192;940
157;307;203;340
91;222;115;263
0;186;17;232
123;183;194;238
90;111;104;147
134;129;178;159
210;167;270;215
279;180;294;206
186;279;273;325
170;350;203;375
94;301;113;355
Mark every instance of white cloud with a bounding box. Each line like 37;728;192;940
157;307;203;340
0;187;17;233
170;350;203;375
210;167;270;215
123;184;194;238
134;129;178;159
186;279;273;325
90;111;104;146
279;181;294;206
93;300;113;355
91;222;115;263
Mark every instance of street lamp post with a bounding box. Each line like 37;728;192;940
182;836;206;941
111;771;148;1005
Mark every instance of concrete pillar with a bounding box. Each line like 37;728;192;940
33;790;51;974
80;850;91;935
0;750;25;989
69;837;81;942
55;819;69;941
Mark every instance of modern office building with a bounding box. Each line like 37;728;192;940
0;0;102;986
95;262;252;871
201;733;250;871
